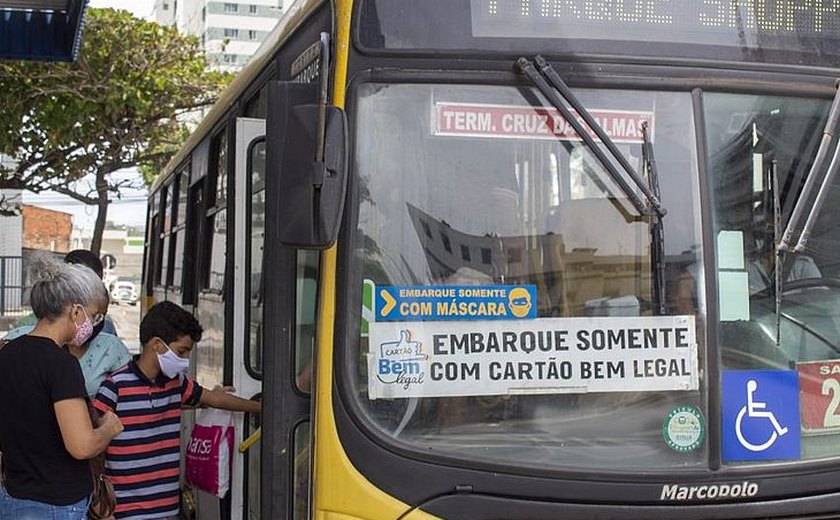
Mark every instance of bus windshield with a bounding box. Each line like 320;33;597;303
347;82;707;471
347;82;840;473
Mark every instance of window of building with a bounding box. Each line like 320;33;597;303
162;2;169;10
250;4;257;13
224;2;238;12
224;28;239;38
421;221;432;238
441;232;452;253
223;54;238;64
248;30;257;40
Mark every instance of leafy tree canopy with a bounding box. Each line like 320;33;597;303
0;8;231;252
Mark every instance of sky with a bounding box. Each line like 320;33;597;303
89;0;154;19
21;0;157;230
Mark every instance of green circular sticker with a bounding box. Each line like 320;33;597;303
663;406;705;453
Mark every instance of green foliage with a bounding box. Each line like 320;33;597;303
0;8;233;201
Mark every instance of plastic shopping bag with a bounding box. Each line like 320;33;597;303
185;409;234;498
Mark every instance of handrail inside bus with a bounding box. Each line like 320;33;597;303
777;80;840;253
516;56;665;218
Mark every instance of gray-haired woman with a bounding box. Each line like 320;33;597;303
0;259;124;519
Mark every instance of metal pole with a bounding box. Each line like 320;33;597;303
771;160;782;349
1;257;6;316
795;141;840;252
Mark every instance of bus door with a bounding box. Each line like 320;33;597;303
236;105;321;518
232;117;266;520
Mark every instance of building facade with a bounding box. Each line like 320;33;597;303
152;0;285;71
74;229;145;287
22;205;73;253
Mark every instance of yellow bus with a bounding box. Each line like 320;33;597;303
145;0;840;518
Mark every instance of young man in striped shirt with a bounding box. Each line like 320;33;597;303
93;301;261;520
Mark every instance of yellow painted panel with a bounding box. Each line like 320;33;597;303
318;510;440;520
310;5;440;519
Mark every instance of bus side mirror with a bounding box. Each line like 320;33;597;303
268;81;349;249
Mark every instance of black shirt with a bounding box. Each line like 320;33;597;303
0;335;92;505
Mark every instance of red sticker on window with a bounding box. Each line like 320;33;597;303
798;360;840;432
434;102;654;144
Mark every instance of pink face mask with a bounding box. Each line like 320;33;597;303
69;306;94;346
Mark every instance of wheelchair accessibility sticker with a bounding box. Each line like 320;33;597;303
722;371;800;461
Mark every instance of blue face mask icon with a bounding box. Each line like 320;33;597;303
508;288;533;318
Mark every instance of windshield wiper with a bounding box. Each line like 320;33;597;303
777;81;840;253
642;122;666;315
516;56;666;218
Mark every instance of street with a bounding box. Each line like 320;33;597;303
109;302;141;354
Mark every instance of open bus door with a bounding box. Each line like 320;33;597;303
231;115;319;519
231;117;266;519
257;77;328;520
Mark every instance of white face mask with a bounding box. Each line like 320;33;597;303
157;341;190;379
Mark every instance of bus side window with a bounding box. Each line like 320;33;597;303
247;139;267;377
171;168;189;290
295;251;319;394
203;129;228;292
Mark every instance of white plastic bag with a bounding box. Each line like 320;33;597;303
185;408;234;498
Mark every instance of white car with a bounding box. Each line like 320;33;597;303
110;281;138;306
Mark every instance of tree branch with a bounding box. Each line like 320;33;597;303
49;184;100;205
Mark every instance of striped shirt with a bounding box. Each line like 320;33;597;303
93;360;203;519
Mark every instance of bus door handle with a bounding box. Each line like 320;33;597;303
239;427;262;453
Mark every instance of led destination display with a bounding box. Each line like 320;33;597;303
472;0;840;50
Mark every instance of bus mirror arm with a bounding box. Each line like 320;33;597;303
299;105;347;249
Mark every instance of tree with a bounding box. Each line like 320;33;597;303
0;8;232;254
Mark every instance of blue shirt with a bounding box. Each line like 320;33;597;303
3;327;131;397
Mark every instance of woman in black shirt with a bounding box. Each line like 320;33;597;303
0;259;123;519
